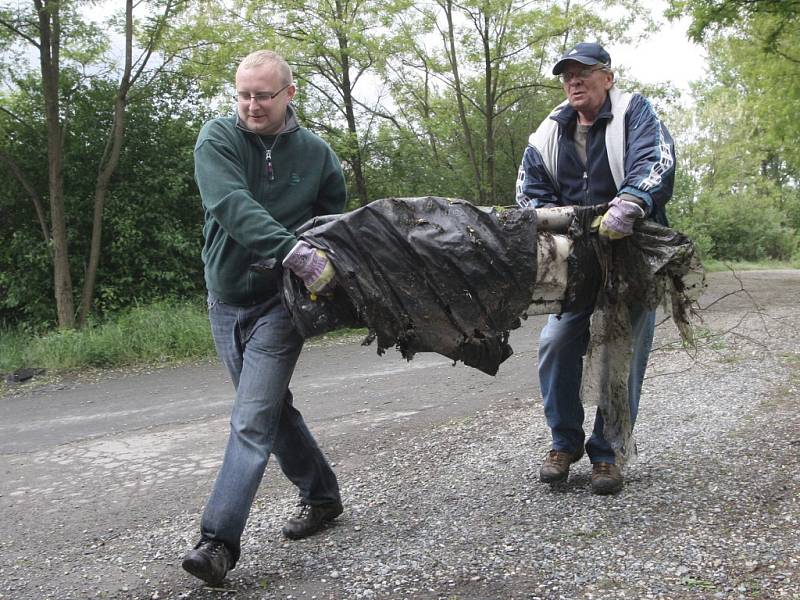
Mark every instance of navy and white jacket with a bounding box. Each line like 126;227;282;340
515;87;675;226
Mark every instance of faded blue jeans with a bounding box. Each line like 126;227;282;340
200;293;340;565
538;304;655;464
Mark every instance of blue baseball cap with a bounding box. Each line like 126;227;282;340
552;42;611;75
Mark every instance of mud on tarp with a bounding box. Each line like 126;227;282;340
282;197;703;380
283;197;542;375
278;196;704;464
571;207;706;464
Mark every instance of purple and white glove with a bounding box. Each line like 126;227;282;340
282;240;336;294
598;196;646;240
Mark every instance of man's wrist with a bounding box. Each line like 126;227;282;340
617;193;648;217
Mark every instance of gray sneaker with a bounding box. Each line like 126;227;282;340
182;539;232;586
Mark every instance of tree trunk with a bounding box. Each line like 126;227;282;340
482;12;496;205
441;0;485;204
560;0;572;52
76;0;178;325
420;69;441;164
78;0;134;327
335;0;369;206
36;0;75;328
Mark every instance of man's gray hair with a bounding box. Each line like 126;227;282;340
238;50;293;86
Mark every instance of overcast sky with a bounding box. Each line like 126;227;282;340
607;0;707;94
81;0;707;100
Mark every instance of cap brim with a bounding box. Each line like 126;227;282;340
552;56;602;75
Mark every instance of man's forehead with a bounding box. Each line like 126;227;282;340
237;68;276;85
237;63;279;77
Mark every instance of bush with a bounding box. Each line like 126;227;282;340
687;192;797;261
0;299;214;373
0;76;210;328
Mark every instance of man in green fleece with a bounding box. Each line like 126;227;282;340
182;50;347;587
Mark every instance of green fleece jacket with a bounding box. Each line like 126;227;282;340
195;106;346;305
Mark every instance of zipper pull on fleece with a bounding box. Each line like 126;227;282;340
265;149;275;181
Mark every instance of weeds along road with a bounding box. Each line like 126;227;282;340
1;270;799;599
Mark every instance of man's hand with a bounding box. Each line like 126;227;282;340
282;240;336;294
598;196;646;239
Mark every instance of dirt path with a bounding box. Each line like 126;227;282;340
1;270;799;599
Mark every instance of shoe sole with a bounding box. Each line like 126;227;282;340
540;471;569;484
591;482;623;495
282;506;344;540
181;559;225;587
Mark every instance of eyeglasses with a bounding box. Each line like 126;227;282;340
559;66;607;84
234;84;291;103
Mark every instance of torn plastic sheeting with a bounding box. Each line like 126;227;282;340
281;197;705;464
570;207;706;464
284;197;702;374
286;197;550;375
282;197;605;375
283;198;702;363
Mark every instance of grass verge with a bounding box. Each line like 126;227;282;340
0;299;367;381
0;299;215;375
703;259;800;272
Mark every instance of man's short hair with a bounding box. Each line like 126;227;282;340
238;50;293;85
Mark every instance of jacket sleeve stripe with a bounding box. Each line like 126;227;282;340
639;121;674;192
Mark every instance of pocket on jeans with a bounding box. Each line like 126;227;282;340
207;294;220;311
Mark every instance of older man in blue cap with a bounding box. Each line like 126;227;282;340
516;42;676;494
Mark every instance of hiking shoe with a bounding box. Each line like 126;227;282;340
539;447;584;483
282;500;344;540
591;462;624;495
181;539;232;586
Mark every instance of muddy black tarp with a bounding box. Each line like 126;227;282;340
283;197;543;375
573;206;705;462
279;196;702;377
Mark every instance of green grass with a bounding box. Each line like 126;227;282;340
0;299;215;374
0;299;367;378
702;259;800;272
680;576;717;591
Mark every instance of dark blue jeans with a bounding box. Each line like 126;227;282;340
200;294;340;564
537;304;655;464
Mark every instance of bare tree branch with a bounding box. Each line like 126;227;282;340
0;16;41;48
0;149;50;244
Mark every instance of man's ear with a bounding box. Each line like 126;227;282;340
603;71;614;91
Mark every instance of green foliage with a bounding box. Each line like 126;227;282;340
0;1;108;74
664;0;800;264
679;193;797;261
0;71;211;326
669;0;800;46
0;299;214;373
1;0;798;342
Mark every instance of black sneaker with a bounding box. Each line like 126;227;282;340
181;539;232;586
282;500;344;540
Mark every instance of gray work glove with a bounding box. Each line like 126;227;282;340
598;196;646;239
282;240;336;295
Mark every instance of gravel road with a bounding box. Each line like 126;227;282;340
1;270;799;599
